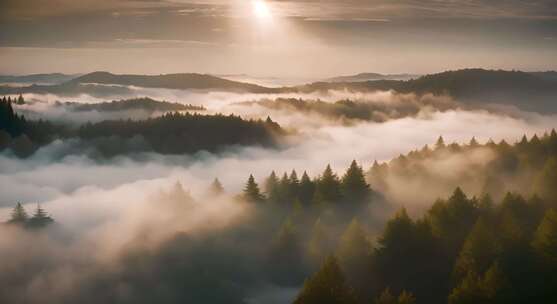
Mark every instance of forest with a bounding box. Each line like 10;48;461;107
4;132;556;304
0;96;284;157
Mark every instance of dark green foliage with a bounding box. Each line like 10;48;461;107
293;256;358;304
78;112;283;156
298;172;316;206
264;171;281;204
336;219;373;296
27;204;54;229
313;165;343;206
267;219;305;285
243;175;265;204
341;160;371;205
62;97;205;113
453;217;500;280
532;209;557;265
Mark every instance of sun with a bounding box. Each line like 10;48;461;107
252;0;271;20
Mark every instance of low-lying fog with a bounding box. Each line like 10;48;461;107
1;87;556;304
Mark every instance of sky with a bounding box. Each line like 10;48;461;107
1;0;557;77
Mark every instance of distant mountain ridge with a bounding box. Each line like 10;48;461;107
0;73;78;84
70;71;274;93
1;69;556;113
325;72;419;82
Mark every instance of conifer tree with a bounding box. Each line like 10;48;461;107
313;165;342;206
8;202;28;224
208;178;225;196
299;171;315;206
16;94;24;105
532;209;557;265
341;160;371;204
293;256;357;304
243;175;265;203
435;136;446;149
264;171;280;203
453;217;500;280
336;219;373;295
27;204;54;228
533;157;557;201
289;170;300;200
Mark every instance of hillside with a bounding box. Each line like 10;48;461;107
293;69;557;113
59;97;205;113
325;72;419;82
69;71;276;93
0;73;78;84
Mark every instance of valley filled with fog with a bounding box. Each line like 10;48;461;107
1;70;557;304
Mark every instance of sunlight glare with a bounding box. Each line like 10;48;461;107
252;0;271;20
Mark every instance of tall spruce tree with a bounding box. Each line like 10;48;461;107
341;160;371;205
243;175;265;203
313;165;342;206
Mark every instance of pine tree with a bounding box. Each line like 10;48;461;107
289;170;300;201
341;160;371;205
243;175;265;203
453;217;500;280
208;178;224;196
16;94;25;105
299;171;315;206
532;209;557;265
8;202;28;224
313;165;342;206
264;171;280;203
336;219;372;295
293;256;357;304
27;204;54;228
533;157;557;202
435;136;446;149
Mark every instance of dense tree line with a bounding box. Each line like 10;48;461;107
0;96;63;156
60;97;205;113
369;131;557;204
234;134;557;303
0;96;285;157
251;97;455;123
292;187;557;303
78;113;284;156
3;132;557;303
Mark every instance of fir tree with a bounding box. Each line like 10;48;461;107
435;136;446;149
532;208;557;265
208;178;224;196
293;256;357;304
264;171;280;203
341;160;371;205
8;202;28;224
299;171;315;206
243;175;265;203
27;204;54;228
313;165;342;206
